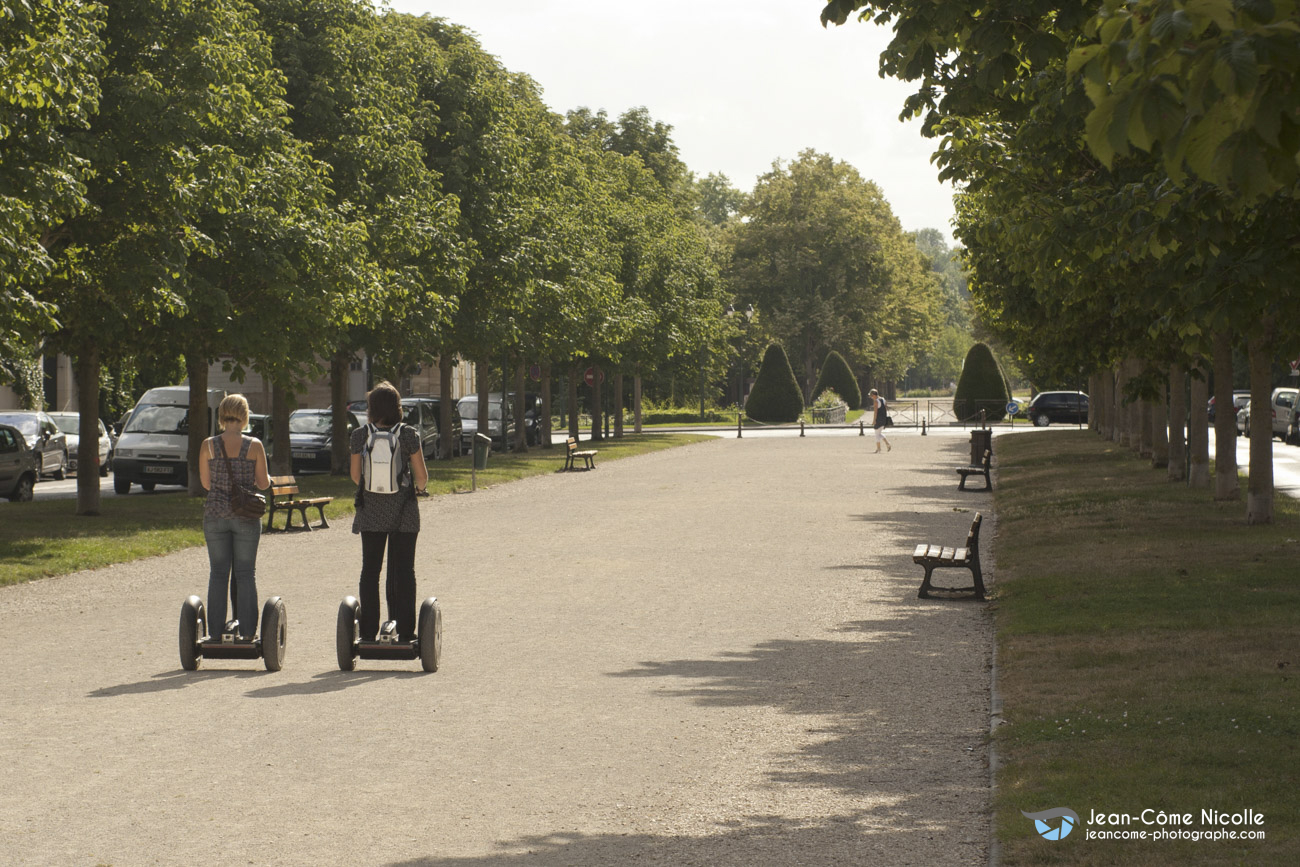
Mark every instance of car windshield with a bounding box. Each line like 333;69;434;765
0;414;39;436
123;404;190;435
289;413;333;435
47;413;79;432
458;399;501;421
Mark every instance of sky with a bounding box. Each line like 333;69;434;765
384;0;958;245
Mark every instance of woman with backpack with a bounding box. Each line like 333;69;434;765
350;381;429;641
869;388;892;453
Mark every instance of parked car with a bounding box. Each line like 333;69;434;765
0;410;69;479
1207;390;1251;423
456;393;518;451
1237;399;1252;437
247;413;275;463
1026;391;1089;426
0;422;39;501
47;412;112;477
1270;388;1299;440
402;396;462;460
288;409;359;473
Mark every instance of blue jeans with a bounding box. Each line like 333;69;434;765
203;516;261;638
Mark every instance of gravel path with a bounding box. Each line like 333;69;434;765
0;433;993;866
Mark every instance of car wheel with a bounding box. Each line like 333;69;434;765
8;474;35;502
1033;413;1050;427
99;457;109;477
52;450;68;480
141;481;155;492
113;476;130;495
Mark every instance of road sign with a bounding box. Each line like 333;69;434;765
529;364;541;382
1007;401;1021;415
583;367;605;387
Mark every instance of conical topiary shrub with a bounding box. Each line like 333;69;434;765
812;350;861;410
954;342;1010;422
745;344;805;423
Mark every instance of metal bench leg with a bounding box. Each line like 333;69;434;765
918;565;935;598
315;505;329;529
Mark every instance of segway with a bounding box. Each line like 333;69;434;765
336;595;441;672
178;594;287;672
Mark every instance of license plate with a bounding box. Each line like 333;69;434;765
292;451;313;458
143;465;172;475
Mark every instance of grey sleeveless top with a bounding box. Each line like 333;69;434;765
205;435;257;520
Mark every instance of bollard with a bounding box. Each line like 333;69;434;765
859;420;864;436
737;412;743;438
800;420;805;437
922;418;927;436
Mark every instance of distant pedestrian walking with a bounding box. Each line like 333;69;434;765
870;389;891;453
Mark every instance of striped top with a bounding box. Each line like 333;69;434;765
204;435;258;520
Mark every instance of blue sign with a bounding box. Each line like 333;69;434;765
1007;401;1021;415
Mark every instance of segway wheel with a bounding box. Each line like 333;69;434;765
418;597;442;673
261;596;287;672
179;595;205;671
336;596;359;671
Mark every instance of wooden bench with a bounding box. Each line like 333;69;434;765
914;513;985;599
266;475;333;531
956;449;992;491
563;437;597;471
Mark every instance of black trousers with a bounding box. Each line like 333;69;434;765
358;530;418;640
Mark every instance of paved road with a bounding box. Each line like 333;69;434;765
0;434;991;866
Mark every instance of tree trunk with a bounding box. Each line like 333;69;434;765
591;363;603;442
74;347;101;516
1138;397;1153;458
1188;360;1210;488
513;363;528;453
331;350;350;473
1106;368;1120;442
1167;363;1186;481
1115;361;1131;446
634;373;643;434
186;355;209;497
270;381;292;476
1150;376;1169;468
613;372;624;438
1088;373;1100;432
568;365;579;440
1247;321;1275;524
540;363;552;450
477;356;490;449
439;355;455;458
1212;330;1239;500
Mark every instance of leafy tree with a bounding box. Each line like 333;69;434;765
813;350;862;410
0;0;105;356
745;343;804;423
696;172;746;226
954;342;1010;422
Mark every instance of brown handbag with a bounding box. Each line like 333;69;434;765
217;436;266;519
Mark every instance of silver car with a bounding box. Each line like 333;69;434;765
0;422;39;501
47;412;112;476
0;411;68;479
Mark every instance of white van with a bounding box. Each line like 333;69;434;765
112;386;226;494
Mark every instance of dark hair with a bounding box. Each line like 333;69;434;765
367;381;402;426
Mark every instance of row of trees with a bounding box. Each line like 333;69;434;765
822;0;1300;523
4;0;952;516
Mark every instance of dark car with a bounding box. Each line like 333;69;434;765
0;411;69;479
0;422;40;501
288;409;359;473
402;397;463;460
1026;391;1089;426
1207;390;1251;423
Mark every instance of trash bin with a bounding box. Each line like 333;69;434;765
472;432;491;470
970;428;993;465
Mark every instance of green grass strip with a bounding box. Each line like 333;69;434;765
993;432;1299;864
0;433;709;587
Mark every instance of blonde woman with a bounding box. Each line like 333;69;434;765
198;394;271;638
